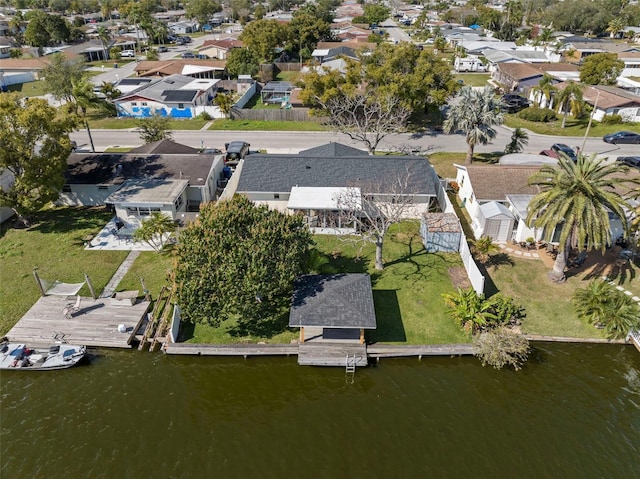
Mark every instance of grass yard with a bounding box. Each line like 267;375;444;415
209;119;328;131
6;80;49;97
312;223;470;345
454;73;491;87
428;152;500;179
87;114;209;130
0;207;128;335
486;258;608;339
116;250;175;297
505;115;640;137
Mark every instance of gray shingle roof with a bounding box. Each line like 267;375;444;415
299;142;368;157
65;153;219;186
237;150;437;195
289;274;377;329
129;139;200;155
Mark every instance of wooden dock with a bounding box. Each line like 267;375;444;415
367;343;474;358
298;342;368;367
6;295;150;348
164;343;299;356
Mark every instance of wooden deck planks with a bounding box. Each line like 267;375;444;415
367;343;474;358
298;342;368;367
6;296;150;348
164;343;299;356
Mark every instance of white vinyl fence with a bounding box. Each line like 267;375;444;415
431;167;485;295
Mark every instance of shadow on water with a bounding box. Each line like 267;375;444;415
369;289;406;342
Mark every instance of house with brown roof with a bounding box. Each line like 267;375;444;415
561;83;640;123
199;38;243;60
0;57;50;87
134;59;227;79
455;164;541;242
492;62;579;94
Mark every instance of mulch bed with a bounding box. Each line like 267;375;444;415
448;267;471;290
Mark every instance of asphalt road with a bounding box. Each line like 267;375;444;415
71;126;639;158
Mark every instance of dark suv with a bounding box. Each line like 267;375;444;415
501;94;530;113
224;141;251;166
551;143;578;162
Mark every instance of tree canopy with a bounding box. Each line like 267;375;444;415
174;196;312;332
0;94;77;222
225;48;260;78
239;19;288;62
185;0;222;27
579;53;624;86
137;114;173;143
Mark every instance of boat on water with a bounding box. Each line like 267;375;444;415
0;341;87;370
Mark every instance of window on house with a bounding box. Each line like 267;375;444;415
178;103;185;109
98;185;109;190
174;195;184;210
131;102;137;106
62;184;71;192
274;194;280;199
141;102;147;106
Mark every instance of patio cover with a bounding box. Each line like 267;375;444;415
287;186;361;210
106;179;189;205
181;65;223;75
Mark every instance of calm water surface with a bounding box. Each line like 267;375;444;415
1;343;639;478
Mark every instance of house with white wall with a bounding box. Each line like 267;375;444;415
234;143;440;234
60;148;224;224
115;74;219;118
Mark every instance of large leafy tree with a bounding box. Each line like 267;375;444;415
137;114;173;144
239;19;288;62
0;94;77;224
555;81;584;128
42;53;86;106
24;11;71;53
574;280;640;339
225;48;260;78
580;52;624;86
526;155;637;283
442;86;504;164
185;0;222;28
287;10;332;60
175;196;312;331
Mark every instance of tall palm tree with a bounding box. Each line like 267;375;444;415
443;86;504;164
532;74;557;108
526;155;635;282
96;26;111;62
504;127;528;154
555;81;583;128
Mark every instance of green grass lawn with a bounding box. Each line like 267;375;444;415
486;258;608;338
0;207;128;335
6;80;49;97
454;73;491;87
86;110;209;130
505;115;640;137
428;152;500;179
209;119;328;131
115;250;175;297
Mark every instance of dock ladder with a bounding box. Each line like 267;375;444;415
345;354;357;384
627;329;640;353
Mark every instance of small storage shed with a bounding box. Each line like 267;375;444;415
477;201;514;242
420;212;461;252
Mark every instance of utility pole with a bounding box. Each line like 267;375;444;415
581;89;600;153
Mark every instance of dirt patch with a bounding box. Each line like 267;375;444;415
448;267;471;290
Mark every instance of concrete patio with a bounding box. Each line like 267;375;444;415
84;217;169;252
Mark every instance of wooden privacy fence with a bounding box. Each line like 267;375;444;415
231;108;326;123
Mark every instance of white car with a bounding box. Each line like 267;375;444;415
120;50;136;58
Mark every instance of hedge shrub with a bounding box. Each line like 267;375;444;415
518;107;557;122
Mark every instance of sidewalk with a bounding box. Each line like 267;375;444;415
100;250;140;298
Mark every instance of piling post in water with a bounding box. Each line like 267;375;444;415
33;269;46;296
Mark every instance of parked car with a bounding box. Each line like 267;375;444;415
501;94;530;113
120;50;136;58
551;143;578;162
603;131;640;144
181;52;195;59
616;156;640;169
157;46;168;53
224;141;251;165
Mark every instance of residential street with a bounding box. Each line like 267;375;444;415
71;126;639;158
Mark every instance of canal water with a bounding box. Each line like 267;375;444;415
2;343;639;478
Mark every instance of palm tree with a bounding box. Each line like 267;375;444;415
96;26;111;61
606;18;625;39
72;79;101;116
555;81;583;128
532;74;557;108
526;155;635;282
574;280;640;339
133;212;176;252
443;86;504;164
504;127;528;154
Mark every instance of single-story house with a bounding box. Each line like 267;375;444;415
199;38;243;60
492;62;579;94
134;60;227;79
115;74;219;118
580;84;640;123
169;21;199;34
455;164;540;242
0;43;12;59
311;41;376;63
234;142;440;234
289;273;377;345
59;150;225;224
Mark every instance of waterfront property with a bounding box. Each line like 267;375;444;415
6;295;150;348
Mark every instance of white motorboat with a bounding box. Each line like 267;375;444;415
0;341;87;370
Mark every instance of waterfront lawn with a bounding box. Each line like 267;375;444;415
115;250;175;297
0;207;128;335
486;258;607;339
313;223;470;345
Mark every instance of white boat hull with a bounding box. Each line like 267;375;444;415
0;342;87;370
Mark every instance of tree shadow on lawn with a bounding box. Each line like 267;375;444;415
25;207;113;236
368;289;406;343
